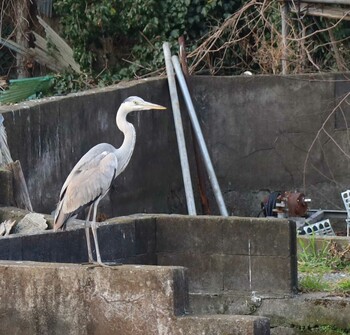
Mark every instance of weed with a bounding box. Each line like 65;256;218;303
298;275;330;292
298;235;332;273
298;235;350;293
336;279;350;294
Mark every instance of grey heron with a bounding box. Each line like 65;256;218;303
53;96;166;265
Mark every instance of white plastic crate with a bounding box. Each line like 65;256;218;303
341;190;350;237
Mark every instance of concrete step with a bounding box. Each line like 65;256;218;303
0;261;270;335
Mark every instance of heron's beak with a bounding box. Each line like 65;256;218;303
143;101;166;110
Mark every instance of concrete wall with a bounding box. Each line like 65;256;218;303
1;73;350;216
0;212;297;297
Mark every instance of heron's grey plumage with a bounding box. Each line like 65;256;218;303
53;96;166;265
54;143;118;230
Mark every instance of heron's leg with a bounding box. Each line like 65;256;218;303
91;199;103;265
85;205;94;263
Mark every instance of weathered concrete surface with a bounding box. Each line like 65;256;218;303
253;292;350;330
189;291;350;331
1;74;350;217
0;213;297;296
177;315;270;335
0;211;349;332
0;261;270;335
0;213;157;264
156;215;297;295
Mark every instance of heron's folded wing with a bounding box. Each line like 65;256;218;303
60;151;118;214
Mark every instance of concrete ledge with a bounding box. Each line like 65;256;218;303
0;262;187;335
0;214;157;264
0;261;269;335
190;291;350;332
177;315;270;335
255;292;350;330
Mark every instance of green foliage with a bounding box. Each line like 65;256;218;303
298;274;330;292
52;72;95;95
298;236;350;273
298;235;333;273
53;0;241;83
301;325;349;334
336;278;350;293
298;236;350;294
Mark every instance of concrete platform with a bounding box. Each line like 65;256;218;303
1;211;347;333
0;261;269;335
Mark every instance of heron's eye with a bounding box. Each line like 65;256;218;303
133;101;138;105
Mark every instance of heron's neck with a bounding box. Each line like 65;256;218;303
115;105;136;173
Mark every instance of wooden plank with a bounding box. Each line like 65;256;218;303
279;0;350;4
0;167;14;206
291;3;350;20
300;0;350;4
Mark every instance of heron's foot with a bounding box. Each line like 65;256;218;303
83;260;122;268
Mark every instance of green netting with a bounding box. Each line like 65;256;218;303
0;75;54;104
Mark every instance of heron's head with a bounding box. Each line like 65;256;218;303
122;96;166;112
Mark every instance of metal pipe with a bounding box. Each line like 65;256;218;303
178;36;211;215
299;0;350;4
280;1;289;75
162;42;197;215
171;55;229;217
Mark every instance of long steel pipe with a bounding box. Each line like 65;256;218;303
162;43;197;215
299;0;350;4
171;55;229;217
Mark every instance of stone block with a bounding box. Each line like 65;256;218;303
24;229;87;263
222;255;251;291
156;215;223;253
222;217;253;255
250;256;297;293
134;217;156;255
157;252;224;293
0;217;159;265
97;221;136;261
0;262;189;335
249;219;295;256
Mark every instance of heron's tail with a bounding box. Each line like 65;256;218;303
53;201;70;231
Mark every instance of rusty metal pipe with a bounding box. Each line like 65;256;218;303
171;55;228;217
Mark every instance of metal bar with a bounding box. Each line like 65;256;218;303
278;0;350;3
178;36;211;215
171;55;229;217
297;0;350;4
280;1;289;75
162;42;197;215
307;209;347;220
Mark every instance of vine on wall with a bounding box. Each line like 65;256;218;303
53;0;239;88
